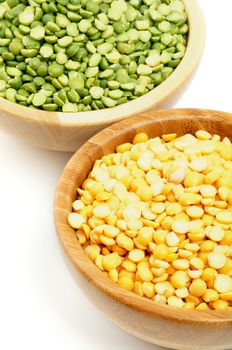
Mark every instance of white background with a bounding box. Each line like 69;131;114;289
0;1;231;350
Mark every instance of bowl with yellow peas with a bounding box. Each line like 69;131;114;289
55;109;232;350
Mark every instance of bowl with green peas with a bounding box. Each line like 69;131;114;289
0;0;205;151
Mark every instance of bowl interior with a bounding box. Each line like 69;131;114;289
55;109;232;324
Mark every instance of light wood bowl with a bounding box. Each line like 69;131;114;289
0;0;205;152
55;109;232;350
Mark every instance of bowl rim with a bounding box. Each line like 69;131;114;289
0;0;205;126
55;108;232;325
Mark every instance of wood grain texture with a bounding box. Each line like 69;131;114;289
0;0;205;151
55;109;232;350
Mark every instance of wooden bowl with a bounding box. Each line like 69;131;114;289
0;0;205;152
55;109;232;350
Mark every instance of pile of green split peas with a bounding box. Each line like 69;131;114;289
0;0;188;112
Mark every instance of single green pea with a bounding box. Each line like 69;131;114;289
78;19;91;33
107;80;120;90
67;23;79;36
89;53;102;67
58;74;69;87
9;77;22;89
30;26;45;41
66;43;79;57
62;101;78;112
57;3;68;14
76;88;88;98
34;7;43;21
9;39;23;55
56;52;68;64
15;93;27;102
7;67;22;77
70;0;80;5
32;92;47;106
42;103;58;111
52;93;63;107
7;4;26;18
18;6;35;26
7;0;19;8
101;96;117;108
85;77;95;89
16;61;26;71
83;95;92;105
105;51;121;64
94;100;104;109
117;43;135;54
99;69;114;79
40;44;53;58
99;3;109;14
92;38;104;46
34;77;45;87
86;1;99;14
5;28;14;39
86;41;96;54
29;57;41;71
0;79;6;92
0;39;11;46
115;69;130;84
6;60;17;67
67;89;80;102
87;27;98;37
37;63;48;77
22;74;33;82
85;67;98;78
17;88;30;97
5;88;16;102
67;11;81;21
88;32;101;41
79;62;88;73
89;86;104;99
58;89;67;102
91;100;98;110
58;36;73;48
23;82;37;93
26;66;37;77
46;22;60;33
108;89;123;100
162;66;173;79
79;9;92;19
52;78;63;89
2;52;15;61
99;57;108;70
42;14;56;25
42;83;56;92
178;23;188;34
21;49;38;58
48;62;64;78
69;76;84;90
158;20;171;33
65;60;80;70
47;2;57;12
57;0;69;6
67;3;81;11
117;96;128;104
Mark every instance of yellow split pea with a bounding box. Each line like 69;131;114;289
68;130;232;311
